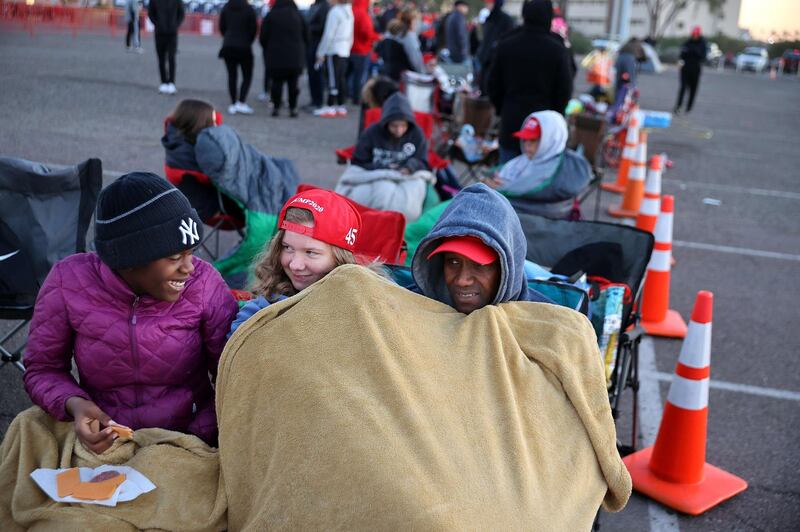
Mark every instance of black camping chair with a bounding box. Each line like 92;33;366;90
517;212;654;455
0;157;102;371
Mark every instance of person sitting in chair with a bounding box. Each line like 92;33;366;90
335;92;435;221
488;110;592;220
411;183;551;314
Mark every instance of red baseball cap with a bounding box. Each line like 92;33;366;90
278;189;363;252
427;235;498;265
691;26;702;37
512;117;541;141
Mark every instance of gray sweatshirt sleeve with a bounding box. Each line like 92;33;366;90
402;32;426;73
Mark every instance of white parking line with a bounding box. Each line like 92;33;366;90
672;240;800;262
639;338;682;532
662;179;800;201
641;370;800;402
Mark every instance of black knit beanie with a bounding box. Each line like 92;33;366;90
94;172;203;270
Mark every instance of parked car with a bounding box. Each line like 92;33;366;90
706;42;722;66
781;48;800;74
658;45;680;64
736;47;769;73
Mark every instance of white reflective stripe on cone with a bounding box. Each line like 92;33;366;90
667;375;710;410
641;197;660;215
653;212;674;244
678;322;712;368
630;163;647;180
644;169;662;194
647;249;671;272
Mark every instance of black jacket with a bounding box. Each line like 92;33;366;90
219;0;257;52
445;9;468;62
487;0;572;150
680;36;708;70
147;0;184;35
377;37;411;82
260;0;308;70
476;2;515;67
353;93;429;172
306;0;330;43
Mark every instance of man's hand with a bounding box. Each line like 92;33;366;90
483;173;504;189
399;167;411;175
65;397;118;455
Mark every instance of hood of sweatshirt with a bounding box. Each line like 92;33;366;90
522;0;553;30
379;92;417;129
412;183;551;308
225;0;250;11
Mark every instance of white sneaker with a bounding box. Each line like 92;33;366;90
235;102;254;114
158;83;169;94
313;106;336;118
228;104;238;115
336;106;348;117
134;46;144;54
167;83;177;94
257;92;269;102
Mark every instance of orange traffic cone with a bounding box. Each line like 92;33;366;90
635;154;663;233
640;195;687;338
609;131;649;218
601;108;640;193
624;292;748;515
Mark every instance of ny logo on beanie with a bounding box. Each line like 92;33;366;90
179;218;200;246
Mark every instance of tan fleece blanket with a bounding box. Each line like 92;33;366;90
0;407;226;531
218;265;631;531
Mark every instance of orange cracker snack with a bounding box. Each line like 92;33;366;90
56;468;81;498
109;425;134;440
72;472;127;501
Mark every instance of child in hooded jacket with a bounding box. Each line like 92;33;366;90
351;92;428;173
23;173;238;452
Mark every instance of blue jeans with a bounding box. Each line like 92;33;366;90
347;54;370;105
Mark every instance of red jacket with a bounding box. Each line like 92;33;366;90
351;0;379;55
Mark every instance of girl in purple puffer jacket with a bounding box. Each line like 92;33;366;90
23;172;237;452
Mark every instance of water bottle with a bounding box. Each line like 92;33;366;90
457;124;481;163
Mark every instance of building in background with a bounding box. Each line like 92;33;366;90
504;0;743;39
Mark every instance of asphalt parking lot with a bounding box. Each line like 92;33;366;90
1;27;799;531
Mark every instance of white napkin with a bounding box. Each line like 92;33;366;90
30;465;156;507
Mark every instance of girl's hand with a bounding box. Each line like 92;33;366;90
484;174;503;189
65;397;118;455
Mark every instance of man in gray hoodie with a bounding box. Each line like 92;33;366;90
412;183;552;314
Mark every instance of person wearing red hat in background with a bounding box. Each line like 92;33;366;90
674;26;708;115
411;183;552;315
486;110;591;219
228;189;385;336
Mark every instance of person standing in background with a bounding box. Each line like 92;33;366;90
674;26;708;115
349;0;380;105
488;0;572;163
305;0;331;111
219;0;258;115
476;0;515;93
261;0;308;117
444;0;469;64
124;0;143;53
148;0;184;94
315;0;355;118
377;0;403;33
397;8;426;74
615;37;645;94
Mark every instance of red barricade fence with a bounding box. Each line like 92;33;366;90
0;1;221;37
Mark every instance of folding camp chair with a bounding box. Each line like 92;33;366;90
568;113;607;220
0;157;102;372
516;212;654;454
